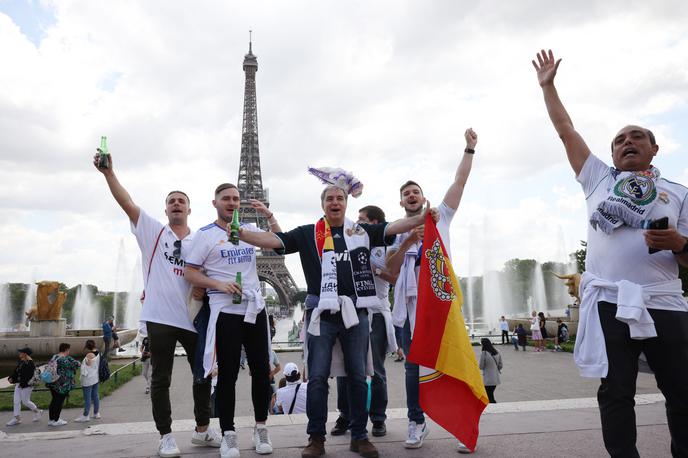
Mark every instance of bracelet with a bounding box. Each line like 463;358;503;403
266;213;274;219
464;147;475;154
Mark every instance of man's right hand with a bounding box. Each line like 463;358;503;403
215;281;242;295
93;152;113;175
532;49;561;87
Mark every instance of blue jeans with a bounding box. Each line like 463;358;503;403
336;312;388;423
306;308;370;440
402;318;424;423
82;383;100;416
192;300;210;384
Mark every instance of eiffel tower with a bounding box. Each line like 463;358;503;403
236;36;298;315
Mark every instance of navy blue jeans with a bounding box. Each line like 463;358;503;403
306;308;370;440
336;312;388;423
402;317;424;424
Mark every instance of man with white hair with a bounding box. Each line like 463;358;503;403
239;168;432;458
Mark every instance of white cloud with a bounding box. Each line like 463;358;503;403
1;0;687;290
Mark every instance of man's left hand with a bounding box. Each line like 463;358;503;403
644;227;687;252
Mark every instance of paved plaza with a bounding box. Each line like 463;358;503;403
0;348;672;457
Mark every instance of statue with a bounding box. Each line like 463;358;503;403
24;281;67;321
552;272;581;304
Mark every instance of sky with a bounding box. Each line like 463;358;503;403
1;0;687;292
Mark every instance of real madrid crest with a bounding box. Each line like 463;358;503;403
614;173;657;205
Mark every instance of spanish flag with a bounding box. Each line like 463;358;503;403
407;213;488;452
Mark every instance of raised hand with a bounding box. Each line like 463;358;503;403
249;199;272;217
92;152;113;175
532;49;561;87
464;128;478;149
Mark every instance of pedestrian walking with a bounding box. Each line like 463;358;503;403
75;339;101;422
479;338;503;403
46;343;80;427
5;347;42;426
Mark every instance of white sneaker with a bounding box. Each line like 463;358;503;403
253;424;273;454
32;410;43;422
92;413;101;419
404;421;429;449
50;419;68;427
158;433;181;458
457;440;474;454
5;417;20;426
220;431;240;458
191;427;222;447
74;415;90;423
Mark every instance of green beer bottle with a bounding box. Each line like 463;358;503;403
97;136;110;169
232;272;242;304
229;209;240;245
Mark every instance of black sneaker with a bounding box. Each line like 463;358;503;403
330;416;349;436
371;421;386;437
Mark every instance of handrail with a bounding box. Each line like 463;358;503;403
0;357;141;394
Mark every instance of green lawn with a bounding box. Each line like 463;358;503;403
0;360;142;411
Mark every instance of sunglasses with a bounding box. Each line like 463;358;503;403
173;240;182;259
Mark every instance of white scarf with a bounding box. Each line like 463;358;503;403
590;167;660;234
392;237;419;331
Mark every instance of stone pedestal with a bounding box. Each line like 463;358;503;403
569;304;580;322
29;319;66;337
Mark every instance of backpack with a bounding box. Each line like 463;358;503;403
41;356;60;384
98;355;110;382
28;366;42;387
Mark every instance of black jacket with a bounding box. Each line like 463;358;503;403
9;359;36;388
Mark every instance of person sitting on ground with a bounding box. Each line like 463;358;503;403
270;378;288;414
5;347;42;426
553;318;569;352
273;362;308;415
515;323;527;351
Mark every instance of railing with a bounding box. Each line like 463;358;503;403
1;357;141;395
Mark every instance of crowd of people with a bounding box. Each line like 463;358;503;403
4;48;687;458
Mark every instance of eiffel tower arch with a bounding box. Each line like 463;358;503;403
236;37;299;315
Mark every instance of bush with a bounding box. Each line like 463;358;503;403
0;360;142;411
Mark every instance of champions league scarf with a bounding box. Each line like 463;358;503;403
589;167;661;234
314;217;379;311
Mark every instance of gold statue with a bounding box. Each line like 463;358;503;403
24;281;67;321
552;272;581;304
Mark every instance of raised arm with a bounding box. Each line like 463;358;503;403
250;199;282;232
239;227;284;249
93;153;141;225
443;128;477;210
385;228;421;276
385;202;435;236
533;49;591;176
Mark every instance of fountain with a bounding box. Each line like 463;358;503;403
72;284;100;330
123;256;143;329
0;281;137;362
532;262;548;313
0;283;12;331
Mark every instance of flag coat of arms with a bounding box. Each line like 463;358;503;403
407;213;488;451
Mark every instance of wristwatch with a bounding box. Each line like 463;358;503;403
374;267;382;276
672;238;688;255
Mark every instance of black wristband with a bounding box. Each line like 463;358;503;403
464;148;475;154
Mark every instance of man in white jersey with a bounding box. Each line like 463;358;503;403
185;183;279;458
534;49;688;457
93;154;220;458
331;205;398;438
386;128;477;453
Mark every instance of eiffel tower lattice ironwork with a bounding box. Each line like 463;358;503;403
236;37;298;314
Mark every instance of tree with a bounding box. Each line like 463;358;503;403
571;240;587;273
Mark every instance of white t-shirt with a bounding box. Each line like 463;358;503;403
132;209;196;332
275;381;307;414
577;154;688;311
186;222;262;315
